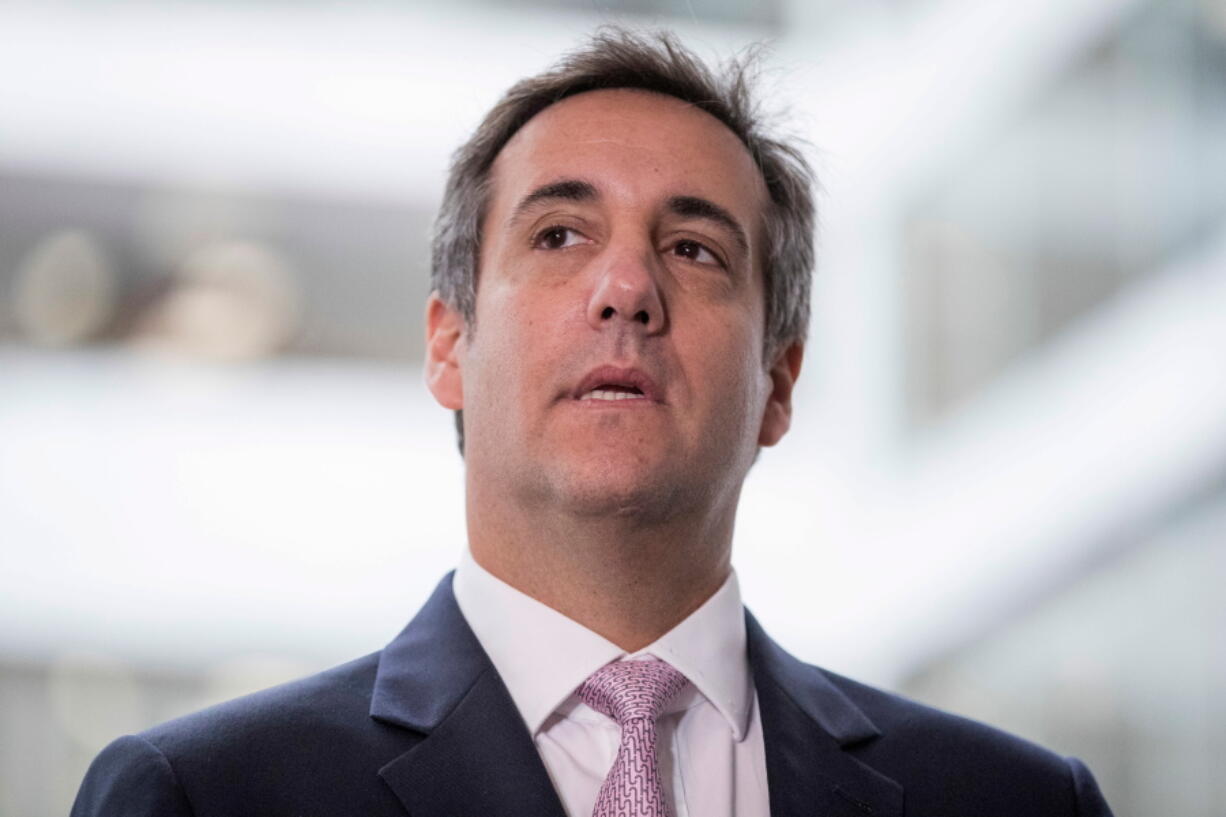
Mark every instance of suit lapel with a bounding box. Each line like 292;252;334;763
370;574;567;817
747;611;904;817
367;575;903;817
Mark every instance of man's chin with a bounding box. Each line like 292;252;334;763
546;463;685;523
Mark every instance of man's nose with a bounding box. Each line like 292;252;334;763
584;245;667;334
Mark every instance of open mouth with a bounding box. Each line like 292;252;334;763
579;384;646;402
572;366;660;403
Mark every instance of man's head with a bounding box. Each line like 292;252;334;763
425;28;813;522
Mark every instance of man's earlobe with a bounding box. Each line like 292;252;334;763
425;293;465;411
758;341;803;447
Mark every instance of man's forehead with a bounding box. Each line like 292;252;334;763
487;88;768;221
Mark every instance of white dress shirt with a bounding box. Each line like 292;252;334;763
452;549;771;817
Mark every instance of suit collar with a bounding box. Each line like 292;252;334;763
369;574;901;817
745;609;880;746
369;572;490;731
746;609;904;817
371;572;568;817
454;549;755;741
451;548;623;735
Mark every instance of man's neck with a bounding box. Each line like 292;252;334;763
466;498;735;652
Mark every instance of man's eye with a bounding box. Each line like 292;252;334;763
672;240;721;266
534;226;586;250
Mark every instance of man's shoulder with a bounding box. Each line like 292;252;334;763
813;667;1111;813
73;652;418;817
141;651;385;754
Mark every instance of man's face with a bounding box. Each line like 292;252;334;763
428;88;799;520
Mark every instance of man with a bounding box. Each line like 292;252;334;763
73;28;1113;817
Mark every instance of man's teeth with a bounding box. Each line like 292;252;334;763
580;389;645;401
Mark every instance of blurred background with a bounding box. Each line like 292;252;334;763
1;0;1223;814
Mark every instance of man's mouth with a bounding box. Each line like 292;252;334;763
572;366;661;403
579;385;646;402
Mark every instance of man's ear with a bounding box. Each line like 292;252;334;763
425;292;465;410
758;341;803;447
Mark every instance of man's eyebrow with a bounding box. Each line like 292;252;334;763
509;179;599;225
667;195;749;254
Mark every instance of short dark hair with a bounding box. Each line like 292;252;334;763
431;26;816;453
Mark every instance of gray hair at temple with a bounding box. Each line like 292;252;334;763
430;27;816;453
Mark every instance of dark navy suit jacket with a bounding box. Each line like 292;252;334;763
72;573;1113;817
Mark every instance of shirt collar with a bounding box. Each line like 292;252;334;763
452;548;753;741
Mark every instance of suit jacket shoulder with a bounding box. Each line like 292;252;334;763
745;611;1113;817
72;653;423;817
72;576;566;817
833;670;1107;812
763;654;1112;816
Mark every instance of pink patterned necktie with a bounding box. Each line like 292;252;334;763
576;658;688;817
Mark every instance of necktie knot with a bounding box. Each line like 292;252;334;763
576;659;687;817
577;658;687;725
